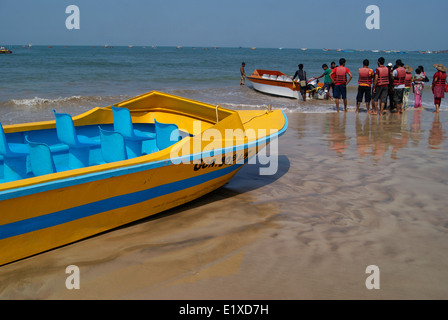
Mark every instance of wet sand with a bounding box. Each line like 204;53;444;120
1;108;448;300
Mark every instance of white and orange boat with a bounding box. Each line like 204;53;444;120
247;69;324;100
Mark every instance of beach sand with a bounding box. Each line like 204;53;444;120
1;108;448;300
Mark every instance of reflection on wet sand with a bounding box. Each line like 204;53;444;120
429;114;446;149
323;110;446;160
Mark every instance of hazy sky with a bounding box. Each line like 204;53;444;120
1;0;447;50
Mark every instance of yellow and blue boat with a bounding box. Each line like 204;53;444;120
0;91;287;266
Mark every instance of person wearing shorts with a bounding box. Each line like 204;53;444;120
331;58;352;112
392;60;406;113
356;59;374;113
372;57;390;115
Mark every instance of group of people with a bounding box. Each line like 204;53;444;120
240;59;447;114
308;58;447;114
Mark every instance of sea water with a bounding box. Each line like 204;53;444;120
1;46;447;124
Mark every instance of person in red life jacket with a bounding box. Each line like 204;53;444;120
372;57;390;115
432;64;447;113
330;58;352;112
392;59;407;114
356;59;374;113
403;65;414;109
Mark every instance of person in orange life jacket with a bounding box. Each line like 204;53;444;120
372;57;390;115
330;58;352;112
356;59;374;113
432;64;447;113
292;64;307;101
403;65;414;109
392;59;407;114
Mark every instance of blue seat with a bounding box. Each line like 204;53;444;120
52;109;100;148
154;119;181;150
0;122;29;158
53;109;100;168
99;127;128;163
112;106;156;157
26;137;57;176
112;106;155;141
1;122;30;180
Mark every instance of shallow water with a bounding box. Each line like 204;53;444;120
1;109;447;299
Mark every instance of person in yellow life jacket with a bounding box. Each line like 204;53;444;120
372;57;390;115
403;65;414;109
392;59;407;114
330;58;353;112
356;59;374;113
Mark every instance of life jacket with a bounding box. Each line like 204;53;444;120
334;66;348;84
435;72;447;86
405;73;413;88
376;66;389;86
393;67;406;86
358;68;373;86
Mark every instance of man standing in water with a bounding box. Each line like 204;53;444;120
372;57;390;115
331;58;352;112
356;59;374;113
292;64;308;101
392;59;407;113
240;62;246;85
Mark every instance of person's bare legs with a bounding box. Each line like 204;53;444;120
343;99;348;112
335;98;340;112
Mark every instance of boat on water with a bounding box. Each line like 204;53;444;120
247;69;325;100
0;91;288;266
0;47;12;54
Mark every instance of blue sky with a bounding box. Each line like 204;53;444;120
1;0;447;50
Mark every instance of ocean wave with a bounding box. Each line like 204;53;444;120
6;95;129;108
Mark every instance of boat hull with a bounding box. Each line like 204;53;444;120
250;80;300;99
0;151;252;266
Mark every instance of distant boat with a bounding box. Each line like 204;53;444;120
371;49;380;53
322;48;331;51
247;69;324;100
301;48;307;51
0;46;12;54
251;47;256;50
177;46;182;49
129;45;134;48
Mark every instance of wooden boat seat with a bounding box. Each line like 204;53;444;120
26;137;69;176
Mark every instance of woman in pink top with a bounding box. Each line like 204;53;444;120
432;64;447;113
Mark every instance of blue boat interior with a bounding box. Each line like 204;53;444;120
0;107;186;183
